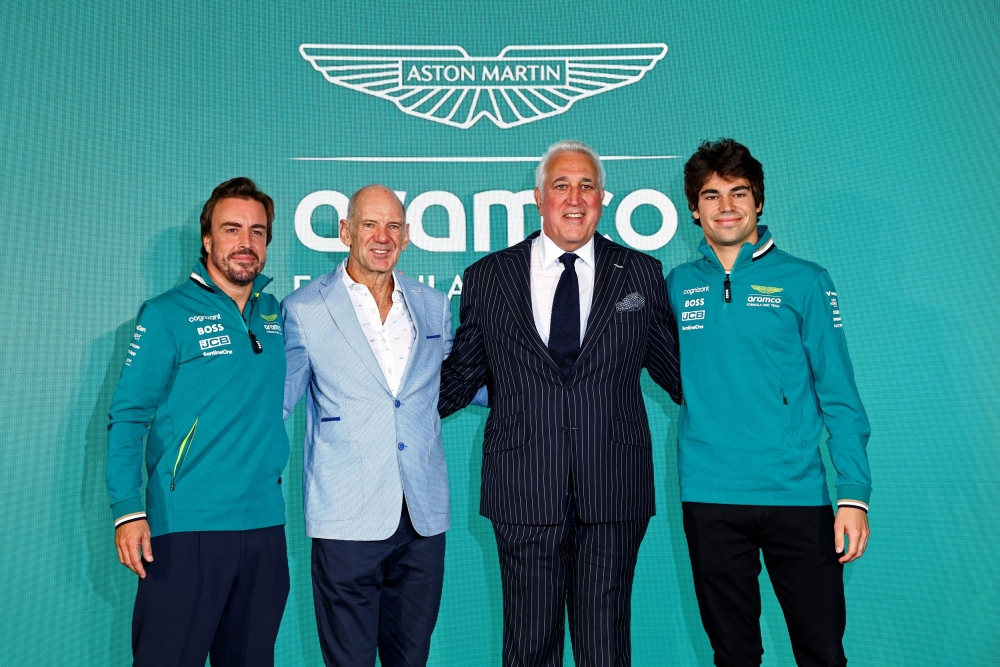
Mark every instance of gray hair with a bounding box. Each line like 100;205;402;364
345;184;406;227
535;140;605;191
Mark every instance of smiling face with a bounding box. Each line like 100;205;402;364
693;173;762;252
202;197;268;287
534;150;604;252
340;186;409;282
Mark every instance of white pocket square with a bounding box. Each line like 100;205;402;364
616;292;645;312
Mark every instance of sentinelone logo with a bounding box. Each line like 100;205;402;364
299;44;667;129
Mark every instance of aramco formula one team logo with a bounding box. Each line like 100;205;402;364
299;44;667;129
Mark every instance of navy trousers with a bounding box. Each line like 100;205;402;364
311;501;446;667
131;525;290;667
492;501;650;667
682;503;847;667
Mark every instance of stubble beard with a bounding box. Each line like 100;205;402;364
212;249;262;286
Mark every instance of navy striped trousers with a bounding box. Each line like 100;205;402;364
492;501;649;667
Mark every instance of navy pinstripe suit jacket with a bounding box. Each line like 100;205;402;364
440;232;682;525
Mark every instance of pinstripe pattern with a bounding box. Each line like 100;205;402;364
494;511;649;667
440;231;680;665
440;231;681;525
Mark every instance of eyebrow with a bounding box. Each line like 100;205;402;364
552;175;596;184
700;184;750;196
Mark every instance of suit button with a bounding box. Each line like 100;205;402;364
562;426;569;434
394;400;401;408
564;384;573;391
398;442;405;450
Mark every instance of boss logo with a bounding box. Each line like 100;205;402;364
197;324;225;335
199;335;231;350
684;298;704;308
681;310;705;321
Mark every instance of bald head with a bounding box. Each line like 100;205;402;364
339;184;410;284
346;185;405;230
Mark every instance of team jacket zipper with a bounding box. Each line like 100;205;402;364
224;291;262;354
171;417;199;490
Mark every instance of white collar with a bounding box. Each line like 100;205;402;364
537;228;596;270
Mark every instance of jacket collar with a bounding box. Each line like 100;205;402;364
189;259;273;295
698;225;775;269
316;261;395;395
495;231;629;381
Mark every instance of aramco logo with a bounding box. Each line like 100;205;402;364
299;44;668;129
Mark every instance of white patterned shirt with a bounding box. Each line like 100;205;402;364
341;260;414;396
530;229;596;346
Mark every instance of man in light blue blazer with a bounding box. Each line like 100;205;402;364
282;184;454;667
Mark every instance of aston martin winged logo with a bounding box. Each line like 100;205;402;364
751;285;784;294
299;43;667;129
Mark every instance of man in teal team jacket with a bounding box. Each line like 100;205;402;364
106;178;290;667
667;140;871;667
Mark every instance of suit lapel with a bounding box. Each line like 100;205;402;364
577;235;629;365
319;266;392;394
397;279;423;392
496;234;563;377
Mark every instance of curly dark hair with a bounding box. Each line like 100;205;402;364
683;139;764;226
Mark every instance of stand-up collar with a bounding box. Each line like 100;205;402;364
698;225;775;268
189;259;272;295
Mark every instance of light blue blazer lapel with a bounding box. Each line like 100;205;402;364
396;278;424;392
319;264;392;395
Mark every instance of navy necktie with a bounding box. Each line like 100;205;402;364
548;252;580;378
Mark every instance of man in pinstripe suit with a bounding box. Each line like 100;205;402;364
440;141;682;666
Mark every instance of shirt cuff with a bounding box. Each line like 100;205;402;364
114;511;147;528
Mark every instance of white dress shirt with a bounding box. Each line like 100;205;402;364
341;260;415;396
529;230;596;346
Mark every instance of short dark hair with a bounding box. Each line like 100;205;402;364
683;139;764;225
200;177;275;259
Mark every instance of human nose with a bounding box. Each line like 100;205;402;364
373;224;391;243
566;185;582;205
236;227;253;247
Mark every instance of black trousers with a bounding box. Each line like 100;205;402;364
492;501;649;667
132;525;290;667
682;503;847;667
311;501;446;667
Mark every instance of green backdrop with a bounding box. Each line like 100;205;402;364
2;1;998;664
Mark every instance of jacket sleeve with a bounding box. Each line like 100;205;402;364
802;271;872;505
282;299;313;420
644;260;682;404
106;303;177;525
439;265;490;417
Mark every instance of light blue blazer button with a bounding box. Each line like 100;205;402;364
398;442;405;451
395;400;401;408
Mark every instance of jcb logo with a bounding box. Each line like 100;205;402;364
681;310;705;321
197;324;225;335
199;335;231;351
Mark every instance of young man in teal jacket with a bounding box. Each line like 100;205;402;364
667;140;871;667
106;178;290;667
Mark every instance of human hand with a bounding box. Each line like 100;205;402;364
115;520;153;577
833;506;869;564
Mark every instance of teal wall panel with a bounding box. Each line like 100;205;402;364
2;1;998;664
